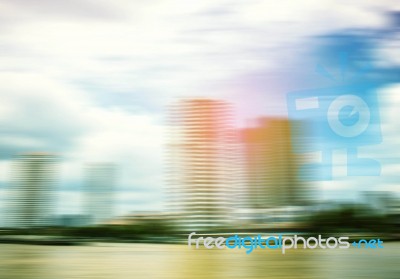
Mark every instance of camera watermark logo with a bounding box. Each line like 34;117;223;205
286;54;382;180
188;232;384;254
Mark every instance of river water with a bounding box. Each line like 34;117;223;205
0;242;398;278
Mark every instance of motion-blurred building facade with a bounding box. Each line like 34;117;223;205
167;99;239;231
240;118;311;225
7;152;58;228
84;163;116;225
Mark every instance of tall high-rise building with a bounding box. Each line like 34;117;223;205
241;118;309;213
167;99;239;231
7;152;58;228
84;163;116;225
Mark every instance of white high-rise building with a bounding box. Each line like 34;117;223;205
7;152;58;228
84;163;116;225
167;99;239;232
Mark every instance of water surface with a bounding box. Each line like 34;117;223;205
0;242;398;278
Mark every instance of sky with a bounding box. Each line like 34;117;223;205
0;0;399;221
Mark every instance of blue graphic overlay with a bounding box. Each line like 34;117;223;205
287;58;382;180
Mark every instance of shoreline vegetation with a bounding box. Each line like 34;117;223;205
1;205;398;246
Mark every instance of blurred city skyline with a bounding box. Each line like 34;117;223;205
0;1;399;224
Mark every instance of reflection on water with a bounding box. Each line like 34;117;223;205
0;243;398;279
